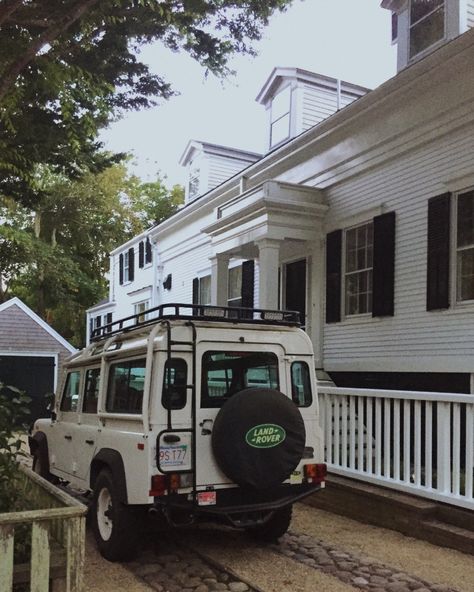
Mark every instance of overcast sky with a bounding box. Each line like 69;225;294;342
101;0;397;187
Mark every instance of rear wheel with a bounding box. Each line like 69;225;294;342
92;469;139;562
247;504;292;542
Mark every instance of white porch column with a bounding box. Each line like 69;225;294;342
307;239;324;368
210;254;229;306
257;239;280;309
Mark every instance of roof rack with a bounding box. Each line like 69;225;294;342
91;302;300;342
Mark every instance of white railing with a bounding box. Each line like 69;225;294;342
318;386;474;510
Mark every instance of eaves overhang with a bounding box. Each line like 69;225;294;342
202;180;328;245
149;27;474;243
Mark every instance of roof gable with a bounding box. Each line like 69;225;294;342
0;298;76;353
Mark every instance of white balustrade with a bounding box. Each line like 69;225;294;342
318;386;474;510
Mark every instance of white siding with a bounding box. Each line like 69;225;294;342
467;0;474;28
207;154;253;191
322;122;474;372
301;84;359;132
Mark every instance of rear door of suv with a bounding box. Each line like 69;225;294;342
195;342;286;489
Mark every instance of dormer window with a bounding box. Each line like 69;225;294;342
270;86;291;148
391;12;398;43
410;0;445;58
189;163;200;200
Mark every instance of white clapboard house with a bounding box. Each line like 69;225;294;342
87;1;474;511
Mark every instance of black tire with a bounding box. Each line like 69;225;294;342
91;469;139;562
248;504;293;542
212;388;306;490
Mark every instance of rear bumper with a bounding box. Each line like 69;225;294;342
154;482;323;525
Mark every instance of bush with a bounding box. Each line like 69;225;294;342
0;383;31;513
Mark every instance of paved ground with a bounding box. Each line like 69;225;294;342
84;503;474;592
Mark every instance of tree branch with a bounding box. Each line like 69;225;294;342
0;0;23;27
0;0;102;102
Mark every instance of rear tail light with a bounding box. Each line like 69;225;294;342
149;473;194;496
304;463;327;484
149;474;167;497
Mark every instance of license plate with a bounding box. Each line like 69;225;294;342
159;444;188;467
197;491;216;506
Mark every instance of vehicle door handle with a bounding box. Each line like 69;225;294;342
85;439;94;445
64;435;72;440
199;419;213;435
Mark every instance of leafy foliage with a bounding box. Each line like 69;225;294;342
0;0;293;205
0;384;30;514
0;164;184;346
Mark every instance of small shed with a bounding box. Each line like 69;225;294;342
0;298;76;421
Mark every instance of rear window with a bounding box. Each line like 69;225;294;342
106;359;146;414
201;351;279;408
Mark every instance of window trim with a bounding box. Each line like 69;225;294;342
134;299;150;323
60;370;82;413
342;220;374;319
290;361;313;408
451;188;474;307
162;358;188;410
123;250;131;283
269;85;292;148
104;356;147;415
408;0;446;60
227;265;243;308
82;366;101;415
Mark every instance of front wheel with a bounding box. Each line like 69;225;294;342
247;504;292;542
92;469;139;561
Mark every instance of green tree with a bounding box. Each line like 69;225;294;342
0;164;183;345
0;0;293;205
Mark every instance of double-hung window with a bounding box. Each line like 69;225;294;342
344;222;373;316
124;251;131;282
228;266;242;308
270;86;291;148
456;190;474;302
199;275;211;305
409;0;445;58
134;300;150;323
188;164;200;200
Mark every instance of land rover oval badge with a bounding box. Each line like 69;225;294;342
245;423;286;448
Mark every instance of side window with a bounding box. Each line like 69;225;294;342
291;362;312;407
162;359;187;410
83;368;101;414
60;371;81;412
106;359;146;414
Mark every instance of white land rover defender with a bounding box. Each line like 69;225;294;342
30;303;326;561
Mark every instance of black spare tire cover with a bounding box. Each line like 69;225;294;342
211;388;306;490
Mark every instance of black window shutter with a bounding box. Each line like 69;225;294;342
106;312;112;324
326;230;342;323
192;277;199;304
119;253;124;285
138;241;144;268
427;193;451;311
145;238;152;264
241;260;255;309
372;212;396;317
128;247;135;282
